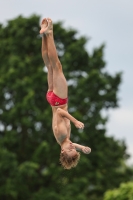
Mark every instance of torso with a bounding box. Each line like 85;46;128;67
51;104;71;145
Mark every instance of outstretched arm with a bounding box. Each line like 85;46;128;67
57;108;84;129
73;143;91;154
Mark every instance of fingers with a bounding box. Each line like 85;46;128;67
79;122;84;129
83;147;91;154
75;121;84;129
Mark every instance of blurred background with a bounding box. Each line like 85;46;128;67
0;0;133;163
0;0;133;200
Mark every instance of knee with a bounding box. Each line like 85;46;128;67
48;55;62;69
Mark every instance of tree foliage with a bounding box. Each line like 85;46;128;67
104;181;133;200
0;15;133;200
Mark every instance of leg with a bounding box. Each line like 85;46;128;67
41;19;53;91
45;18;68;99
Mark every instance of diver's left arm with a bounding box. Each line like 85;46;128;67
57;108;84;129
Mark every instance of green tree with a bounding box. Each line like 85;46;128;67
0;15;133;200
104;181;133;200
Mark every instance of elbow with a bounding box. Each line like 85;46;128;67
57;108;62;114
57;108;65;117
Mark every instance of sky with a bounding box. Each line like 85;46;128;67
0;0;133;164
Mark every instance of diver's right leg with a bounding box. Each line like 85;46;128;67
45;18;68;99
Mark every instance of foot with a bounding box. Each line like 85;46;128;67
44;18;53;34
40;18;48;34
40;18;53;35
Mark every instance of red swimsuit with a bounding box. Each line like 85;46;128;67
46;91;68;106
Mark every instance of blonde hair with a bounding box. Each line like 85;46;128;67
60;151;80;170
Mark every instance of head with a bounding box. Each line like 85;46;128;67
60;149;80;170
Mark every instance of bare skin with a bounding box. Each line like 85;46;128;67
40;18;91;156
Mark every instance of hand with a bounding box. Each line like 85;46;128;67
74;120;84;129
82;146;91;154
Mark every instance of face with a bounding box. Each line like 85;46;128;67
64;149;78;157
61;142;77;157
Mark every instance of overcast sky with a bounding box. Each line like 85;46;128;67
0;0;133;164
